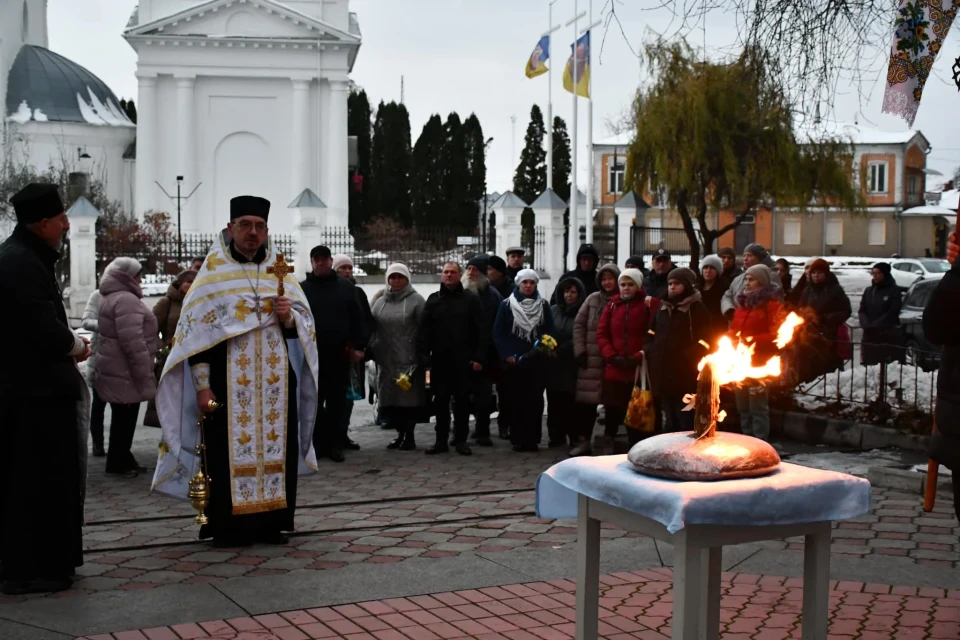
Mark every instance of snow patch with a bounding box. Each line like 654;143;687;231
76;88;134;127
77;92;106;125
32;108;48;122
795;361;938;415
6;100;32;124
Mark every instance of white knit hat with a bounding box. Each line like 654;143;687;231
332;254;353;271
107;257;142;278
700;254;723;274
385;262;411;283
618;268;644;289
514;268;539;284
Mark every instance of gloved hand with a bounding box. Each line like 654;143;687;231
575;353;588;369
610;356;631;370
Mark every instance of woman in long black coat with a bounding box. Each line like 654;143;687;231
858;262;903;366
796;259;851;383
546;277;586;448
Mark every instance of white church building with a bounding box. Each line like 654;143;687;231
2;0;137;212
124;0;361;235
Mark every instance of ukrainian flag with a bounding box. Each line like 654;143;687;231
563;32;590;98
526;35;550;79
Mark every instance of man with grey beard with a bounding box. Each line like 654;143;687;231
460;256;502;446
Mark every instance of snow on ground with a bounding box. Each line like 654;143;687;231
785;448;924;477
795;361;939;414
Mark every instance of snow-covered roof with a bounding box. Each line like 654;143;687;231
66;196;101;219
492;191;528;209
594;132;633;147
795;120;925;146
901;205;957;217
5;45;133;127
288;189;327;209
939;189;959;211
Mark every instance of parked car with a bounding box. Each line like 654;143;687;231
890;258;950;288
899;274;944;371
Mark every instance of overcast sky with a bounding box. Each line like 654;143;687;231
48;0;960;196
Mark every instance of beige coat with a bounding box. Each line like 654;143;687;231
572;264;620;405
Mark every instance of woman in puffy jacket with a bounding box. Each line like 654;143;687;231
596;268;657;448
727;264;784;442
95;257;158;477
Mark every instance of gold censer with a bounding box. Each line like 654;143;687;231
188;399;220;525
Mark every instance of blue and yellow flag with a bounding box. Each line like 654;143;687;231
525;35;550;79
563;32;590;97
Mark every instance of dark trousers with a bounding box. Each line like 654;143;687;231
663;392;694;432
106;402;140;473
342;399;355;432
954;478;960;525
454;377;493;439
435;390;470;445
503;365;546;448
314;351;348;453
547;390;593;445
495;382;513;435
90;388;107;448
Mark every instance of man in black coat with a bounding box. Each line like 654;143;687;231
642;248;675;299
300;246;365;462
717;247;743;290
334;254;373;449
505;247;525;283
417;262;489;455
463;256;502;446
550;243;599;303
0;184;89;595
487;255;516;301
923;258;960;521
858;262;903;366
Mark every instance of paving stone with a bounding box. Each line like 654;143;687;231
197;563;255;577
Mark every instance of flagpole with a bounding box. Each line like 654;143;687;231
546;0;558;191
582;2;600;245
566;2;586;269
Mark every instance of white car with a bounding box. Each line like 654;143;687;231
889;258;951;288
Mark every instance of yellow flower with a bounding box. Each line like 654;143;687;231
395;373;412;391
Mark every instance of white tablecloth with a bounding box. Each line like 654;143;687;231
536;456;871;534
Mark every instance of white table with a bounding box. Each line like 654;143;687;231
536;456;872;640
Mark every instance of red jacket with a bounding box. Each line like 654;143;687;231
727;290;784;365
596;293;658;382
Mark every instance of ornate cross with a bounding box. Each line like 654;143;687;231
266;253;291;297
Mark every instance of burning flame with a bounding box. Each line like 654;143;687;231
697;312;804;386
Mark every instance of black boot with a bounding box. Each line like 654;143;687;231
387;430;405;450
399;427;417;450
425;437;449;455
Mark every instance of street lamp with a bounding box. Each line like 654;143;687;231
481;137;494;252
156;177;202;266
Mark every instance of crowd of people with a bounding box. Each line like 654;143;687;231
0;181;928;596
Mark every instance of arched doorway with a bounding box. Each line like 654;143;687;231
212;132;273;232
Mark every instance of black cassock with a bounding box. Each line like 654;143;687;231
188;244;301;544
0;226;83;580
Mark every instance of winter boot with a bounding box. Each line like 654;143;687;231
399;427;417;451
387;430;405;450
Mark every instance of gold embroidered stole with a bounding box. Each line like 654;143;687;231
227;323;289;515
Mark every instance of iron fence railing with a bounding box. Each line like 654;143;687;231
630;226;694;266
788;338;939;415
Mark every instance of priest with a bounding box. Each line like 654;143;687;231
152;196;319;548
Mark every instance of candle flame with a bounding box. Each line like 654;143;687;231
697;312;804;386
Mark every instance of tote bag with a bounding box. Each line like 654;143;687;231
624;357;656;433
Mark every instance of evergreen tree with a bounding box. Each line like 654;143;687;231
441;112;472;228
122;99;137;123
347;89;373;229
462;113;487;230
512;105;547;230
410;114;447;228
369;101;412;226
551;116;572;202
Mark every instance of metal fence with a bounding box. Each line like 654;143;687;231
96;232;298;282
630;226;694;266
788;339;939;417
578;225;617;265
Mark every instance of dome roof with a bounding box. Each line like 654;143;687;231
5;45;133;127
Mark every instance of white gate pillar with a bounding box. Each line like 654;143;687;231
614;191;650;268
288;189;329;275
532;188;567;280
493;191;528;257
66;196;101;319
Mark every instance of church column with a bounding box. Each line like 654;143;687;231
175;75;196;229
291;78;312;198
135;73;157;216
323;77;350;229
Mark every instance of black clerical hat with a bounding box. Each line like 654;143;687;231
9;183;64;224
230;195;270;221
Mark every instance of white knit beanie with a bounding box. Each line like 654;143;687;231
108;257;142;278
385;262;411;283
618;268;644;289
700;255;723;274
332;254;353;271
514;268;539;284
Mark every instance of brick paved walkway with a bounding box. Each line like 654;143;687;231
76;569;960;640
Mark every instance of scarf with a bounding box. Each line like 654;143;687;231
508;290;544;342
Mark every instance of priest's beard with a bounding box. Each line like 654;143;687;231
464;273;489;294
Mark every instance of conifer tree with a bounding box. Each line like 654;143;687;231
347;89;373;229
551;116;572;203
462;113;487;230
369;101;412;226
512;105;547;229
410;114;446;228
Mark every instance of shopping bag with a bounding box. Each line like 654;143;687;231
624;357;656;433
346;366;364;401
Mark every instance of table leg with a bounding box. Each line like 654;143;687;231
699;547;721;640
576;494;601;640
801;522;831;640
671;531;703;640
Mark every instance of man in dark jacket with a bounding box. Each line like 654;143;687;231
717;247;742;290
300;246;365;462
505;247;525;283
487;255;516;301
462;256;502;446
923;259;960;521
0;184;88;595
551;243;599;303
642;248;675;299
858;262;903;366
417;262;489;455
334;254;373;449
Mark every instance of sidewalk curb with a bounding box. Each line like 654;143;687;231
775;410;930;453
867;464;953;495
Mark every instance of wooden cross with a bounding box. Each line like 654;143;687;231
266;252;291;297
